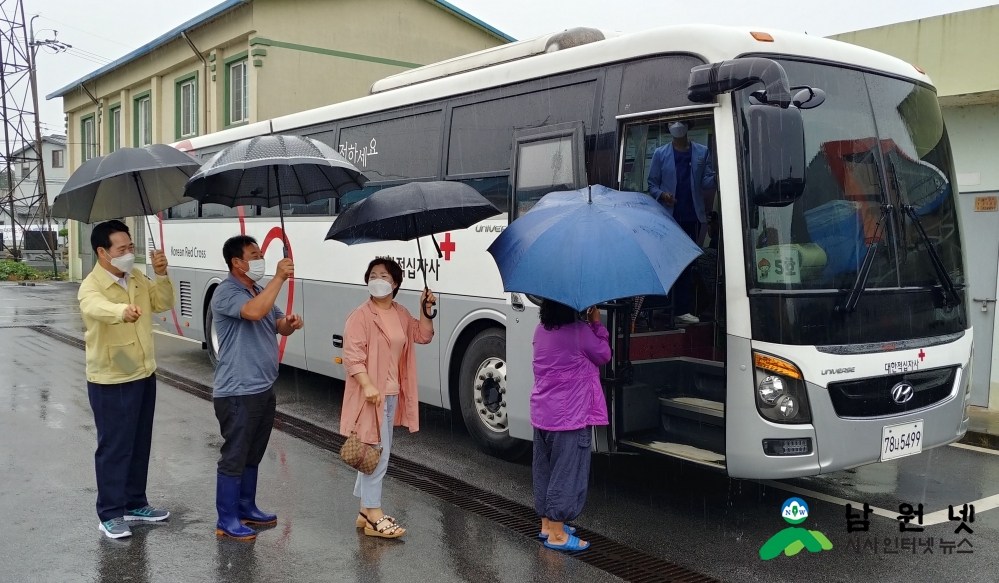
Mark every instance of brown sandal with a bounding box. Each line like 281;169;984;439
364;515;405;538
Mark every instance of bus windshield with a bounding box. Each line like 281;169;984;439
737;59;963;293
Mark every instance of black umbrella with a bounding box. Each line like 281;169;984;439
325;180;501;318
184;135;367;255
51;144;202;249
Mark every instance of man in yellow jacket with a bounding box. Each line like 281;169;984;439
78;220;175;539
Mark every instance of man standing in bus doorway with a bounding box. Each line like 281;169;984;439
78;220;175;539
647;120;716;325
210;235;303;540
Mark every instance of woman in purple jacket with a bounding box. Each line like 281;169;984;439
531;299;612;552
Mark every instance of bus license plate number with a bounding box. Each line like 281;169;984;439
881;420;923;462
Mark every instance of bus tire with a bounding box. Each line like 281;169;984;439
458;328;529;461
205;305;220;368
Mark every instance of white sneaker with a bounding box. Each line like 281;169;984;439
675;313;700;325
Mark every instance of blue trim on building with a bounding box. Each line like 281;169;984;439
428;0;516;42
46;0;245;100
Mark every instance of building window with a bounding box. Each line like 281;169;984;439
81;114;96;161
175;72;198;139
227;57;248;126
135;94;152;147
21;160;30;179
109;106;121;152
51;149;63;168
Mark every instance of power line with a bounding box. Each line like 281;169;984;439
37;14;135;51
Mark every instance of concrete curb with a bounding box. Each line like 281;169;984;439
959;430;999;451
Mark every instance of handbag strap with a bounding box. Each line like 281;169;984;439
352;399;383;443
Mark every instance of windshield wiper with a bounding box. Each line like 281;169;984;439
901;204;962;307
837;204;892;314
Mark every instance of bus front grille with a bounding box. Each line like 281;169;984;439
826;366;957;418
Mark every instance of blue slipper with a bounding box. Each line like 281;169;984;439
544;533;589;552
538;524;576;540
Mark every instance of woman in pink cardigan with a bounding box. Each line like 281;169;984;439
340;258;435;538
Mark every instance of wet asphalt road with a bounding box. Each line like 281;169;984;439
5;281;999;582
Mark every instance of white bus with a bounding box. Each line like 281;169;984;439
155;25;971;479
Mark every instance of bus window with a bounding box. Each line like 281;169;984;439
201;203;242;218
618;55;706;115
620;115;714;202
510;122;586;218
259;200;334;217
448;82;597;177
451;176;509;213
337;111;442;183
167;199;198;219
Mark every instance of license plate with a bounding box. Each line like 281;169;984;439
881;420;923;462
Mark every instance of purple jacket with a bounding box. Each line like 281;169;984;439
530;321;612;431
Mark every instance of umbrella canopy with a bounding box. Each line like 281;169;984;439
51;144;201;223
486;184;703;311
184;135;367;207
326;180;500;319
324;180;500;244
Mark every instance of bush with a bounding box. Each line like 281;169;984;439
0;260;42;281
37;269;67;281
58;228;68;238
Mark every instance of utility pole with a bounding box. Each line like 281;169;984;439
0;5;18;261
26;12;59;276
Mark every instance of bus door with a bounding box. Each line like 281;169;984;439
610;111;727;468
502;122;588;442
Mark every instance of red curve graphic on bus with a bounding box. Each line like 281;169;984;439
237;206;295;363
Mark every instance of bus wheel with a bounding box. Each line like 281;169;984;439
205;307;220;367
458;329;529;461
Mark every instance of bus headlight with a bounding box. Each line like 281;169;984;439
758;375;785;404
754;352;812;424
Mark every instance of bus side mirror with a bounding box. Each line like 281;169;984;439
688;58;794;107
746;104;806;207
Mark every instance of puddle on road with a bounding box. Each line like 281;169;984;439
2;384;67;429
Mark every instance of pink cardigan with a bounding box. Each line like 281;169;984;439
340;299;434;444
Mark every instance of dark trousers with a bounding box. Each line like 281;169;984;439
87;374;157;522
214;388;276;477
675;220;701;316
533;427;591;523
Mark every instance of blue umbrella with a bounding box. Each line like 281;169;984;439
486;184;703;311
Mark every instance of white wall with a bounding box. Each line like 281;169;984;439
944;104;999;407
943;104;999;193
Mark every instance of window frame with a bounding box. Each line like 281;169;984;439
508;121;587;219
133;91;152;147
174;71;199;139
224;53;249;128
80;112;97;162
108;103;121;152
51;149;64;168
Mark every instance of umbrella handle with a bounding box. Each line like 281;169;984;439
422;288;438;320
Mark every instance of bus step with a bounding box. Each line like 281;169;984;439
619;438;726;470
660;396;724;426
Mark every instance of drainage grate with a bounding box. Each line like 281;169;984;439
27;324;720;583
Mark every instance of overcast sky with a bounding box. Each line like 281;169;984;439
31;0;999;134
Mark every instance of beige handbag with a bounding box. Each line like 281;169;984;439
340;404;382;475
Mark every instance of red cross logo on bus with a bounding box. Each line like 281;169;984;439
918;349;926;362
441;232;456;260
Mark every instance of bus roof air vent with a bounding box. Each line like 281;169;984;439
544;27;609;53
369;27;620;95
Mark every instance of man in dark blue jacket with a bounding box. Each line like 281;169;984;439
648;121;717;325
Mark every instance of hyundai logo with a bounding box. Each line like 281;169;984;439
891;382;915;404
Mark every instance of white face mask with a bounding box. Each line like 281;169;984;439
243;259;266;282
107;252;135;274
669;123;688;138
368;278;394;299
